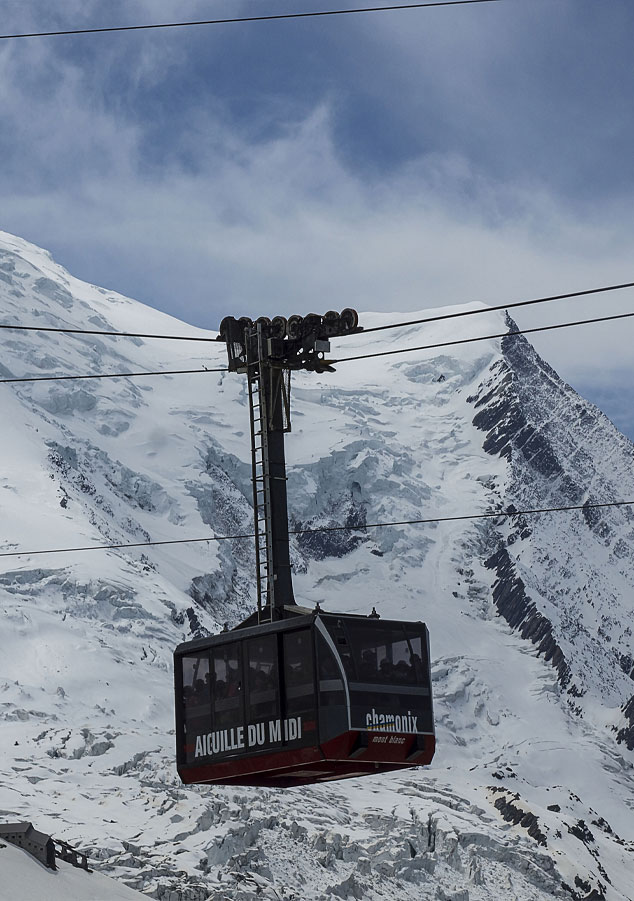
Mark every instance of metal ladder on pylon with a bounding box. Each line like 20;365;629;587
247;326;274;622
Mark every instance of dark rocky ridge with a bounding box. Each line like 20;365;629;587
485;543;572;689
469;325;578;692
470;316;634;727
490;789;547;846
616;696;634;750
469;320;588;501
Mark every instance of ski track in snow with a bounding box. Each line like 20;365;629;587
0;231;633;900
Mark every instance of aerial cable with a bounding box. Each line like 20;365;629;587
1;308;632;385
0;366;226;384
357;280;634;336
0;500;631;559
334;310;634;365
0;1;502;42
0;322;219;343
0;279;633;345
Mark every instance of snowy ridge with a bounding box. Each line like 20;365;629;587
0;231;633;900
0;838;145;900
469;325;634;718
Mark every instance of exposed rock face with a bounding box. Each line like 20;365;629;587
0;231;633;900
485;543;572;689
468;320;634;726
616;696;634;750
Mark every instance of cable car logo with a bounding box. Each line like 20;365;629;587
194;716;303;759
365;709;419;733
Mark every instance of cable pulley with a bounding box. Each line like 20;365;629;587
217;308;362;374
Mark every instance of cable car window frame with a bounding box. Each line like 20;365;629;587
319;615;433;735
210;642;244;733
179;650;212;766
315;620;349;697
245;633;281;724
282;628;315;716
314;618;350;728
320;619;428;683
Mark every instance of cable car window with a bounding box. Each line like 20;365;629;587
316;632;344;700
211;643;242;729
340;622;422;685
183;653;211;708
181;652;211;765
323;617;355;677
404;633;427;681
283;630;314;717
320;618;433;734
315;630;348;742
246;635;280;722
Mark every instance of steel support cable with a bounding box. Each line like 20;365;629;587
0;1;502;41
356;280;634;336
0;323;219;342
0;500;631;559
0;279;633;345
0;308;633;384
333;310;634;365
0;366;226;384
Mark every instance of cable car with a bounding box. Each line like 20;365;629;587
174;312;435;786
175;606;434;787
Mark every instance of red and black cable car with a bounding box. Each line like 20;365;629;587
174;312;435;787
175;606;434;787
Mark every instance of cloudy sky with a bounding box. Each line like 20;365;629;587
1;0;633;436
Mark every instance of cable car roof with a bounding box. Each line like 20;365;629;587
174;605;427;656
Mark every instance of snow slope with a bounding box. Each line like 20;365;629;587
0;230;633;901
0;839;146;901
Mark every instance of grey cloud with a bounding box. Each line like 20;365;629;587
0;0;633;439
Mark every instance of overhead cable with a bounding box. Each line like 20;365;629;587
358;280;634;336
334;310;634;365
2;308;631;385
0;1;502;42
0;366;225;384
0;322;218;343
0;500;631;559
0;279;632;345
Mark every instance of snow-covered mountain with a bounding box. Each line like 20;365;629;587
0;230;633;901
